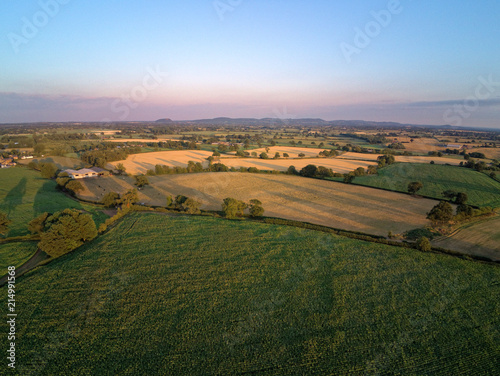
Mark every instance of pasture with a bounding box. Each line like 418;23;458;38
3;213;498;375
433;216;500;261
338;152;462;165
79;172;437;237
0;167;107;236
0;241;37;272
353;163;500;208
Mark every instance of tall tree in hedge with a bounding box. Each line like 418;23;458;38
120;189;139;208
102;192;120;208
427;201;454;223
65;180;84;196
39;209;97;258
116;163;126;175
222;198;247;219
0;212;12;237
416;237;432;252
408;181;423;195
134;175;150;188
300;164;318;178
249;199;264;217
40;162;58;179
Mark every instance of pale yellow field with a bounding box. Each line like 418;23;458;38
110;150;215;173
79;173;437;237
111;150;377;174
392;137;442;153
219;158;376;173
338;152;462;165
432;216;500;261
470;147;500;160
249;146;327;158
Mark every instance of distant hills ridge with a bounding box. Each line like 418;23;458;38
155;117;457;129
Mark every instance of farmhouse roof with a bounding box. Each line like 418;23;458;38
89;167;107;173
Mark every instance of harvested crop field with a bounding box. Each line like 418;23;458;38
79;173;438;236
433;216;500;261
249;146;327;158
111;150;376;174
110;150;216;173
219;157;376;173
337;152;462;165
17;155;85;169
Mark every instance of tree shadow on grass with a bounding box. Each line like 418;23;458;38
33;180;83;218
1;177;27;216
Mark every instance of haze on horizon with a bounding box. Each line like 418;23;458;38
1;0;500;128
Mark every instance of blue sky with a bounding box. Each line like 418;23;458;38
1;0;499;127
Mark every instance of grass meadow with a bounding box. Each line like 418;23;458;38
352;163;500;208
3;213;499;375
0;241;37;271
0;167;107;237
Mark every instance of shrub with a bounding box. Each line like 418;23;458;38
416;237;432;252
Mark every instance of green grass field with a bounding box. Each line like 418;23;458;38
3;213;499;375
0;167;108;237
353;163;500;208
0;241;37;271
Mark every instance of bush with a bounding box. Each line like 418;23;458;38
39;209;97;258
416;237;432;252
427;201;454;223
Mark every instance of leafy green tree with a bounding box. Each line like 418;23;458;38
56;177;71;188
287;166;298;175
66;180;84;196
134;175;150;188
28;212;50;234
283;153;289;158
40;162;58;179
0;212;12;236
101;192;120;208
455;192;468;205
120;189;139;208
249;199;264;217
181;198;202;214
274;152;280;159
222;198;247;219
298;153;306;158
300;164;318;177
259;152;269;159
427;201;454;223
416;237;432;252
343;173;355;184
408;181;423;195
212;150;221;157
39;209;97;258
116;163;126;175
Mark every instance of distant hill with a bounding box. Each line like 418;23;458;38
154;117;455;129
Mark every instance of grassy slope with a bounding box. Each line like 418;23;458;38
353;163;500;208
0;167;107;237
3;214;499;375
0;241;37;271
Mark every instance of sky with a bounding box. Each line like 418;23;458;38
1;0;499;128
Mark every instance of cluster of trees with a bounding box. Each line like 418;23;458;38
28;209;97;258
377;154;396;168
80;143;141;168
27;161;59;179
101;189;140;208
165;195;202;214
56;173;84;196
426;191;492;224
222;198;264;219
